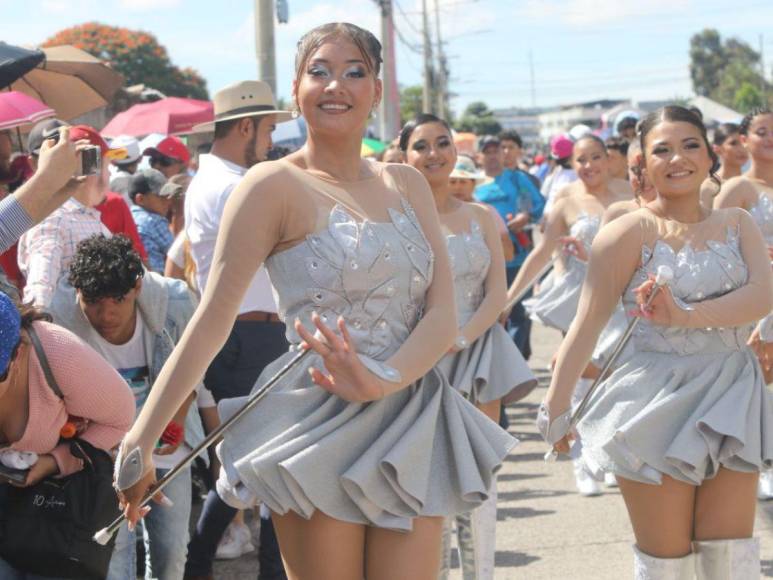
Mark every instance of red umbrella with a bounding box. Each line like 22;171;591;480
101;97;213;138
0;90;54;131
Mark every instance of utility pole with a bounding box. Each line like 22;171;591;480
433;0;447;119
760;34;767;101
421;0;434;114
375;0;401;141
529;50;536;108
254;0;277;94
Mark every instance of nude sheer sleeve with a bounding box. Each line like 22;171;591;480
713;177;756;210
678;209;773;328
120;163;292;464
458;203;507;345
380;165;456;393
506;198;568;305
545;213;644;415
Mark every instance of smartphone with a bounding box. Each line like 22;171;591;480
41;128;101;176
79;145;101;176
0;463;29;485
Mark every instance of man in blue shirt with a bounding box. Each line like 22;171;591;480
475;135;545;360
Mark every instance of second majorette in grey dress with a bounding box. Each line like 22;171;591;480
577;225;773;484
216;201;518;531
437;219;536;405
525;212;601;333
749;193;773;342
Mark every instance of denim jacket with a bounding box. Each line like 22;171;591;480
50;270;207;464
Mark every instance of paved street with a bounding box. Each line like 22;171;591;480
214;323;773;579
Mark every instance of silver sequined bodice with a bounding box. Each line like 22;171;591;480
265;199;434;361
749;193;773;245
446;220;490;326
564;212;601;270
623;226;752;355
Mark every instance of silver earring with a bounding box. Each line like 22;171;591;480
291;109;300;119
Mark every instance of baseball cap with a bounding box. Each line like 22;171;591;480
568;124;593;142
449;155;484;182
108;135;141;165
0;292;21;377
70;125;128;161
478;135;501;152
143;136;190;165
129;168;167;198
550;134;574;160
27;118;68;156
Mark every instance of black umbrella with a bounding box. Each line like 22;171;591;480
0;42;45;89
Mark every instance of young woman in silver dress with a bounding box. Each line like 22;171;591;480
113;23;515;580
541;106;772;579
402;114;534;579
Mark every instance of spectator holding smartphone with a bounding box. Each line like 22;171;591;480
17;124;127;309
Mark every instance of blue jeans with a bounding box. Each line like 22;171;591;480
506;265;532;360
106;467;191;580
0;559;68;580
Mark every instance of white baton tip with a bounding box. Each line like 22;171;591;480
655;265;674;285
93;527;113;545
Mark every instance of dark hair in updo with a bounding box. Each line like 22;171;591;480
294;23;382;83
399;114;452;152
739;107;773;135
638;105;721;193
712;122;741;146
572;134;607;157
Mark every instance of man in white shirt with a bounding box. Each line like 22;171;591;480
183;80;292;580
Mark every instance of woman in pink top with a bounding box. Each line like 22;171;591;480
0;293;134;485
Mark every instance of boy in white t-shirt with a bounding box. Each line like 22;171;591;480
50;234;210;580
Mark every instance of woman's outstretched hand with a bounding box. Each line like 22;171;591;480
115;452;172;531
295;312;387;402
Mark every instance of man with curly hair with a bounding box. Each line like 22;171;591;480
49;234;210;580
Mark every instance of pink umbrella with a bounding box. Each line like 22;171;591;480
0;90;54;131
101;97;213;138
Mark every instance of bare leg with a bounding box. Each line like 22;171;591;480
272;511;365;580
694;467;758;540
617;475;696;557
365;516;445;580
476;399;501;424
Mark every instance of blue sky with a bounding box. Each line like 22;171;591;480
3;0;772;114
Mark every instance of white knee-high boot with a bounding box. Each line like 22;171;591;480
467;482;497;580
693;538;760;580
633;546;694;580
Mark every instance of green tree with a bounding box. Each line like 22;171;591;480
400;85;423;124
734;82;765;112
688;28;769;108
43;22;208;100
455;101;501;135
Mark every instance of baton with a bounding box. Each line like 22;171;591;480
502;255;559;316
94;348;311;545
544;264;674;462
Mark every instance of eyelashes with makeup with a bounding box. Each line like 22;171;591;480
306;65;367;79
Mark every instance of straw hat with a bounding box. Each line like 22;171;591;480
193;80;292;132
449;155;485;183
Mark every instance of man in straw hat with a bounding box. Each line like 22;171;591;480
183;81;291;580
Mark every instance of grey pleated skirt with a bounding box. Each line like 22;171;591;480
577;348;773;485
215;350;518;531
524;265;584;333
437;323;537;405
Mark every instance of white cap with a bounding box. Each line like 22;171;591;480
568;124;593;142
108;135;141;165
